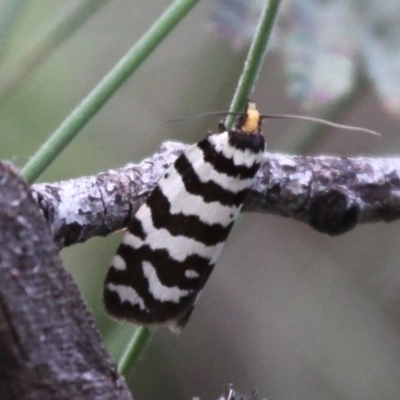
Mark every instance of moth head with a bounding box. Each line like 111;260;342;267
166;101;380;138
234;101;262;135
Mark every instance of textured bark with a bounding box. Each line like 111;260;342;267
247;152;400;234
32;141;400;249
0;162;133;400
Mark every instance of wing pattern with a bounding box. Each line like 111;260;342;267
104;103;265;332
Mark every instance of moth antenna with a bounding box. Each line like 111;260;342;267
261;113;381;137
165;111;240;125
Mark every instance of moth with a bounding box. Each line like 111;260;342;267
103;102;379;332
103;101;265;332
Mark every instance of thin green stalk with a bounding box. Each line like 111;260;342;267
118;327;151;376
226;0;282;128
21;0;200;183
0;0;111;102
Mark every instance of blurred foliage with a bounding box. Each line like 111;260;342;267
210;0;400;115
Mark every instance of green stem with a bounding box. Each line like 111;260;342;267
226;0;282;128
21;0;200;183
118;327;151;376
0;0;111;102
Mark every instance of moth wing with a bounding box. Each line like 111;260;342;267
104;130;264;331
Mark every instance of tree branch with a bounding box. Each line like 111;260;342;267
32;141;400;249
0;162;133;400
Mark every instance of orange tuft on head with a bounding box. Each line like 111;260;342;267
241;101;261;134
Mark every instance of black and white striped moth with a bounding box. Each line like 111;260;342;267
103;101;265;332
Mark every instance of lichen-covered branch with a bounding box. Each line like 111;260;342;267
247;151;400;234
32;141;400;248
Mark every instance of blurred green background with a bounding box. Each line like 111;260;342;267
1;1;400;399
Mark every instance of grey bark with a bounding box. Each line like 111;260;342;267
0;162;133;400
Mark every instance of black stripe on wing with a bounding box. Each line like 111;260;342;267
104;243;214;324
198;135;264;179
175;154;249;207
115;244;212;290
147;186;234;246
128;216;146;240
104;288;197;329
